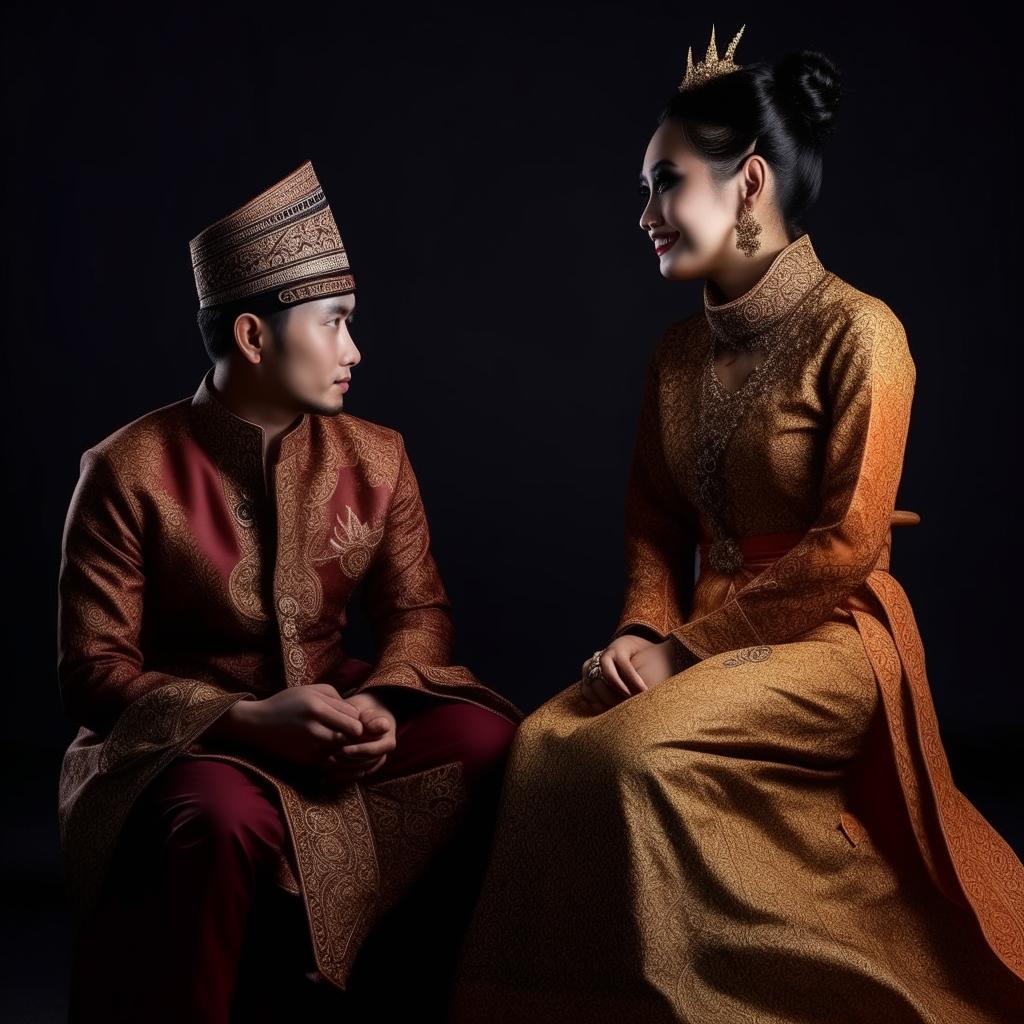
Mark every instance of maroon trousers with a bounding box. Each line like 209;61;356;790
67;699;518;1023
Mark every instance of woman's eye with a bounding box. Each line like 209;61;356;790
639;176;678;199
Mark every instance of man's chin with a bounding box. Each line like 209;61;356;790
300;397;345;418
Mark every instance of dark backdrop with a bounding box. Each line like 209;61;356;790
3;2;1020;1018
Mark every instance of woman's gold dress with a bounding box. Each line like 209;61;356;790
451;234;1024;1022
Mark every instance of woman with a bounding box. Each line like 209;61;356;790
451;25;1024;1024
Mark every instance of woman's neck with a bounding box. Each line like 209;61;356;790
707;233;793;304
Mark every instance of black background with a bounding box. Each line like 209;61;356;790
3;2;1021;1018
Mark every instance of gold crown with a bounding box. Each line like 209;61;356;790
679;23;746;91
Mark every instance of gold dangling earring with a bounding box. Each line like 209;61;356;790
735;203;762;258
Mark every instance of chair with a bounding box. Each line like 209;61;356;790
891;510;920;528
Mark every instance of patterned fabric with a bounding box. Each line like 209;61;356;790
57;367;524;989
451;233;1024;1021
189;160;354;309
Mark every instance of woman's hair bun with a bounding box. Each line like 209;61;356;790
772;50;842;145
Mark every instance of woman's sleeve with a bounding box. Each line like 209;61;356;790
668;303;916;659
611;350;699;643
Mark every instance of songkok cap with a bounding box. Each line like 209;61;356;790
189;160;354;311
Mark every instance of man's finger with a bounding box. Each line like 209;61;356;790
311;700;365;737
340;734;396;758
317;693;365;725
308;685;362;713
309;722;345;748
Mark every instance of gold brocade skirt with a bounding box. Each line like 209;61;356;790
450;552;1023;1023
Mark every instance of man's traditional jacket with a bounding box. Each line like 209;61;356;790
57;367;524;988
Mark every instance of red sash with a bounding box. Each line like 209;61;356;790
698;530;804;571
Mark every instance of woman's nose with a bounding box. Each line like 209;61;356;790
639;195;661;232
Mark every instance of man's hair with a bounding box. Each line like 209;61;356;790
196;300;292;362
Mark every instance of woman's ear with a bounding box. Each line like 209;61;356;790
741;154;771;207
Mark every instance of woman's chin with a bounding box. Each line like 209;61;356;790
659;253;697;282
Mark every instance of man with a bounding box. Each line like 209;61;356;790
58;160;522;1022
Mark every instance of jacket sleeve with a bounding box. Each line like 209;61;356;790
57;447;251;736
669;304;916;659
611;349;699;643
340;436;457;711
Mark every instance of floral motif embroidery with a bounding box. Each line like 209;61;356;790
328;505;385;579
721;644;773;667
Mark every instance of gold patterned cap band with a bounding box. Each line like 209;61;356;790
189;160;355;310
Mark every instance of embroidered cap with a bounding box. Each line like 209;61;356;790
189;160;355;310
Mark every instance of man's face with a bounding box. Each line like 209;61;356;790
259;294;360;415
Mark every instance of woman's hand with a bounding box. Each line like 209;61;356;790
631;639;694;688
319;691;398;786
580;636;696;710
580;634;654;709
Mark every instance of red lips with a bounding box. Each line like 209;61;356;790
653;232;680;256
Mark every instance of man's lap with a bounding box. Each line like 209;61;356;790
107;697;518;880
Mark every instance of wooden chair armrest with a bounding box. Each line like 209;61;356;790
891;509;921;527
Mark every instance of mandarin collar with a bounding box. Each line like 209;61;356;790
703;233;828;352
189;366;310;495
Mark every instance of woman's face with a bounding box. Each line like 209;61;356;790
638;119;750;281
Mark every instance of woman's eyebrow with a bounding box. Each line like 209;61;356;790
639;159;679;184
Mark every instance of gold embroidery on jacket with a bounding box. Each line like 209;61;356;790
326;505;386;579
58;382;527;998
274;427;344;686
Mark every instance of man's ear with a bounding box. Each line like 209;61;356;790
232;312;265;365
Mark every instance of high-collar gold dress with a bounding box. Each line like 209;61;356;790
451;234;1024;1022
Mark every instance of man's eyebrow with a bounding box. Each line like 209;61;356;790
323;300;355;315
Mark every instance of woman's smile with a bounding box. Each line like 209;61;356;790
653;231;680;255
